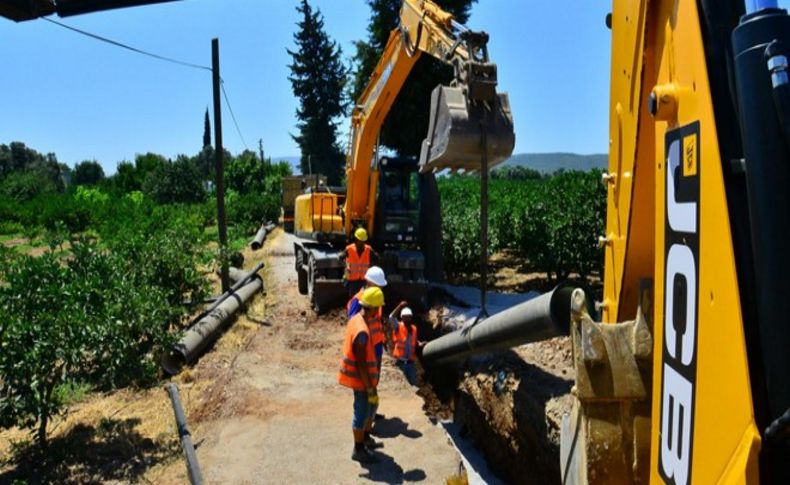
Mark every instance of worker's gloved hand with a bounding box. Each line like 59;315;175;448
367;388;379;406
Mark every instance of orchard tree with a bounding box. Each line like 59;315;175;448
287;0;348;184
349;0;476;156
72;160;106;186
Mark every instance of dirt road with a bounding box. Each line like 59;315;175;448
161;229;462;484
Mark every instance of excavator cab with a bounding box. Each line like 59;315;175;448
374;157;420;246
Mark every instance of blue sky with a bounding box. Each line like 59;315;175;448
1;0;787;174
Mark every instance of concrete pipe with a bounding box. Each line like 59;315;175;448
422;284;587;366
250;222;276;250
203;262;264;319
162;273;263;374
215;266;247;284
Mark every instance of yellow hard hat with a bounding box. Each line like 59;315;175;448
360;286;384;308
354;227;368;242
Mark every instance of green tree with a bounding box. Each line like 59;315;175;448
349;0;476;156
226;150;267;194
287;0;348;184
72;160;106;186
143;155;206;204
203;108;212;149
0;169;60;201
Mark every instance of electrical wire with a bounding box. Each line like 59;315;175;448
220;80;249;150
42;16;250;150
42;16;212;72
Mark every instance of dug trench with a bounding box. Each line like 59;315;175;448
413;299;575;485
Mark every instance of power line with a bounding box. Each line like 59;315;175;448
220;80;249;150
42;17;212;72
42;16;250;150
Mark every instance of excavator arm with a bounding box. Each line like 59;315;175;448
343;0;514;236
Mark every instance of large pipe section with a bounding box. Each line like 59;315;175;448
165;383;203;485
200;262;264;320
422;284;584;365
250;222;276;250
162;264;264;374
215;266;247;284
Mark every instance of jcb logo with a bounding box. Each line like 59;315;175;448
659;123;700;485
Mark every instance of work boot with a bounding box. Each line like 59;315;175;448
351;447;377;463
364;435;383;449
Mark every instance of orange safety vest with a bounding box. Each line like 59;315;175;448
347;289;384;345
346;243;371;281
338;313;380;391
368;313;385;347
392;322;417;362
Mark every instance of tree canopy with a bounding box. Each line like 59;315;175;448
72;160;106;186
287;0;348;184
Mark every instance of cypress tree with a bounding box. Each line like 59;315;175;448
287;0;348;184
203;108;211;149
350;0;476;157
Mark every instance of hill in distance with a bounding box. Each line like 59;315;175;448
500;152;608;174
273;152;608;176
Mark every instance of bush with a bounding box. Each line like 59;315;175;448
0;209;210;447
438;171;606;281
143;156;206;204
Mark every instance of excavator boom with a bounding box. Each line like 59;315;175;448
344;0;514;236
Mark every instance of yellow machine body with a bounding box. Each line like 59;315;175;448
293;191;344;239
601;0;761;482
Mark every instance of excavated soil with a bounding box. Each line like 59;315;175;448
417;305;575;484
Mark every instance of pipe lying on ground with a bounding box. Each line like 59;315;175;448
200;262;264;320
422;284;585;366
162;264;264;375
215;266;247;284
250;222;276;250
165;383;203;485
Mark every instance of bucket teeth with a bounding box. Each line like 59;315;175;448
419;85;515;174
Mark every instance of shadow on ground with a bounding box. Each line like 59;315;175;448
373;416;423;439
358;449;427;483
0;417;178;485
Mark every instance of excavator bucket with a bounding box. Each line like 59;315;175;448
419;85;515;173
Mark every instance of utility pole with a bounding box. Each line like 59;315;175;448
212;38;229;292
258;138;265;163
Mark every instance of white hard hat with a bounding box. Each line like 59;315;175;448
401;307;413;317
364;266;387;287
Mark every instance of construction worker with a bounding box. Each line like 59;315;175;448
338;287;384;463
347;266;387;385
339;227;378;297
347;266;387;318
388;300;423;386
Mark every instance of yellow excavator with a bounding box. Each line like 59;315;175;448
419;0;790;483
291;0;515;312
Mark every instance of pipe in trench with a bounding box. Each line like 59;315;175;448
162;270;263;374
165;383;203;485
422;284;585;366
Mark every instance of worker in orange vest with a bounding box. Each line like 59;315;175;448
338;286;385;463
339;227;378;297
388;301;424;386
